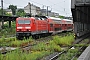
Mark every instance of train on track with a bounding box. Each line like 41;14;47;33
16;16;73;39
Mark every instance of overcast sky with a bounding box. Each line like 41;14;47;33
2;0;72;17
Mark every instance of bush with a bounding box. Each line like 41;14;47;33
53;34;74;46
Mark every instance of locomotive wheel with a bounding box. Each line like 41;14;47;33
35;35;39;39
25;36;29;39
16;36;23;40
32;35;37;39
32;35;35;39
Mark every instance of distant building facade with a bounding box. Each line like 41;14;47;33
24;2;41;16
41;9;47;16
2;2;60;17
41;9;59;17
24;2;60;17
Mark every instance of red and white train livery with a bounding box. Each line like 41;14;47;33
16;16;73;39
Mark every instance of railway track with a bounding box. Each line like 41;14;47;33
42;34;90;60
70;46;87;60
57;39;89;60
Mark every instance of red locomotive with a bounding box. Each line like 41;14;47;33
16;16;73;39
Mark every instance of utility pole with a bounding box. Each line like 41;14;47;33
28;2;31;16
47;6;48;16
1;0;3;15
42;5;44;9
1;0;4;29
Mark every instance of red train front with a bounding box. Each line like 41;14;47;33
16;17;31;39
16;16;48;39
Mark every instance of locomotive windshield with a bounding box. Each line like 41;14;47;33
18;20;30;24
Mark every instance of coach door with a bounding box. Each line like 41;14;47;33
61;20;65;31
49;23;54;32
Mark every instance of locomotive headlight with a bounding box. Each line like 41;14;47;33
17;29;20;31
29;30;31;31
17;27;22;29
25;27;31;29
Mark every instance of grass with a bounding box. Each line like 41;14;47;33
58;48;79;60
0;37;34;47
0;22;16;36
53;34;74;46
32;41;61;52
0;49;52;60
10;37;34;47
0;31;74;60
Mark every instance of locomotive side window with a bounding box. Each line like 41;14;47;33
66;21;72;24
18;20;30;24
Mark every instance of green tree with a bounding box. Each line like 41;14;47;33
17;9;24;12
8;5;17;15
59;15;65;19
16;9;26;17
0;9;12;16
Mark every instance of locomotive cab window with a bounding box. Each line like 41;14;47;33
18;20;24;24
18;20;30;24
24;20;30;24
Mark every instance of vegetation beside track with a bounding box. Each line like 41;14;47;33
0;22;16;37
53;33;74;47
57;39;89;60
0;37;34;47
0;33;74;60
0;49;52;60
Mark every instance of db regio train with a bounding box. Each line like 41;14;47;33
16;16;73;39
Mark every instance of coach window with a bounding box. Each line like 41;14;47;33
67;21;70;24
